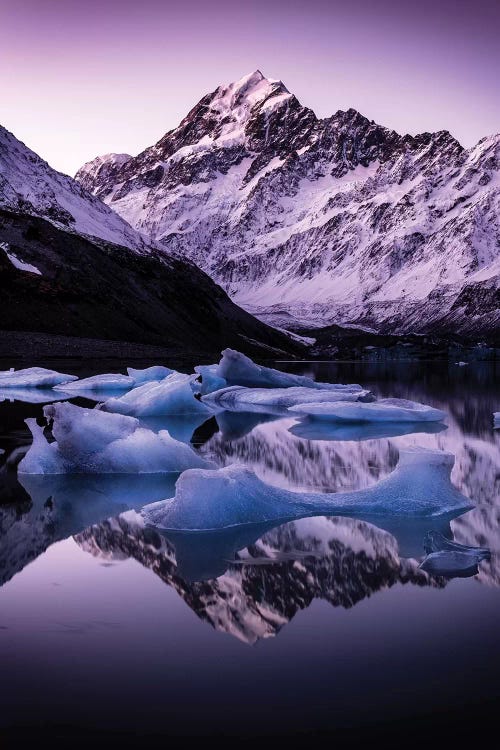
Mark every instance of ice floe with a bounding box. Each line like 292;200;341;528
103;372;212;416
215;349;362;390
419;531;491;578
288;418;447;442
18;402;212;474
0;367;78;388
423;530;490;559
289;397;446;423
127;365;173;384
54;373;135;392
203;384;374;413
142;447;472;531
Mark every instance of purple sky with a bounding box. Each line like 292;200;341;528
1;0;498;176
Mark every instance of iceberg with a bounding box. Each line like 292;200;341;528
494;412;499;429
142;447;473;531
215;349;363;391
54;373;135;392
194;364;227;395
289;418;447;442
18;401;212;474
203;385;374;414
289;397;446;423
103;372;212;417
127;365;173;384
0;366;78;388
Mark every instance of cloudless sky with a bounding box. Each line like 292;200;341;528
1;0;498;175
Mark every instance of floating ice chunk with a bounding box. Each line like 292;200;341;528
289;398;446;423
0;367;78;388
127;365;173;385
142;447;472;531
54;373;134;392
103;372;212;417
204;385;374;413
494;412;500;429
423;530;490;559
215;349;363;390
194;364;227;395
420;533;490;577
419;551;480;577
289;419;447;442
18;402;212;474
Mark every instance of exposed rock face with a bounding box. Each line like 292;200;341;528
76;71;500;339
0;210;298;357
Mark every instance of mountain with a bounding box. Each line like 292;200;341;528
0;125;145;252
75;513;435;644
0;479;435;645
0;124;300;358
76;71;500;340
199;406;500;583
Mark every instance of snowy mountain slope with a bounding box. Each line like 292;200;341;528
0;126;148;253
76;71;500;337
0;123;301;356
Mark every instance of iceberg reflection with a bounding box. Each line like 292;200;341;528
289;418;447;442
1;473;178;586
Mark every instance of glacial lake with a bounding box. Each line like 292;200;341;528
0;359;499;741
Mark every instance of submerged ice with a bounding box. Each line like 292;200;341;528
142;447;473;531
18;402;212;474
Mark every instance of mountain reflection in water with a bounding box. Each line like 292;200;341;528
0;360;498;645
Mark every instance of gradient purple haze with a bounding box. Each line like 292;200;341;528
1;0;498;176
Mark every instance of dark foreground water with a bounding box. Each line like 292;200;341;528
0;360;499;742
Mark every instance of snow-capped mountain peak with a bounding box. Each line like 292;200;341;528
75;73;500;339
212;69;290;113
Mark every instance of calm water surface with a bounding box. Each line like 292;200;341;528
0;360;499;740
